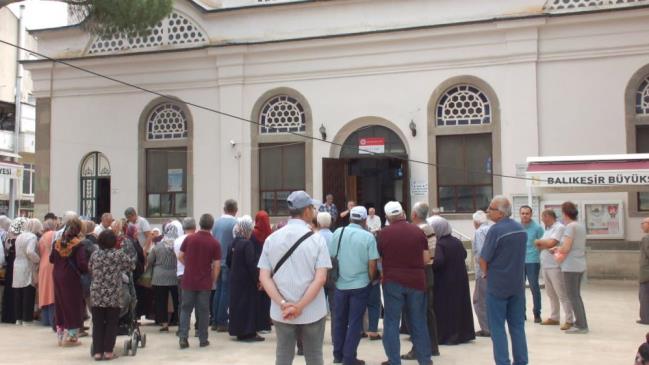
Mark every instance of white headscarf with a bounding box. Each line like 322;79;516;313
427;216;452;237
162;220;183;249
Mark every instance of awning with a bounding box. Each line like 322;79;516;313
526;154;649;192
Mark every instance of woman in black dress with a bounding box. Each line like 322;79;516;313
227;216;264;342
428;216;475;345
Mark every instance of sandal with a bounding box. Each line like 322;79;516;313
368;334;382;341
104;353;119;361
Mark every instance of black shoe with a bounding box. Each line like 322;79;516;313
239;335;265;342
333;359;342;364
534;316;542;324
216;325;228;333
179;338;189;349
297;347;304;356
199;340;210;347
401;350;416;360
475;330;491;337
637;320;649;325
210;324;218;331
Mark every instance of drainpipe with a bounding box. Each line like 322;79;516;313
9;4;25;218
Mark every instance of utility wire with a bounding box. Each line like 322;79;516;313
1;38;543;183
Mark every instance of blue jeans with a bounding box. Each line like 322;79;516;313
333;285;371;364
212;265;229;327
382;282;431;365
525;263;541;318
486;292;528;365
367;282;382;333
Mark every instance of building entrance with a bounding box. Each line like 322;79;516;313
322;125;408;225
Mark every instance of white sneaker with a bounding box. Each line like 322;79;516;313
565;327;588;334
15;320;22;326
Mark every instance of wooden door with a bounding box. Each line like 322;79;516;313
322;158;348;212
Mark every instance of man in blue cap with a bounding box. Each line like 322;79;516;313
259;190;332;365
330;205;379;365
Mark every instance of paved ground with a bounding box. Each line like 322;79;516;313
1;279;645;364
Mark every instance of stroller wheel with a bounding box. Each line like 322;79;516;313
123;340;131;356
140;333;147;348
130;337;138;356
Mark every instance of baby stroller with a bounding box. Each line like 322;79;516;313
90;273;146;357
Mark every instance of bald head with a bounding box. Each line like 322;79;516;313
642;218;649;234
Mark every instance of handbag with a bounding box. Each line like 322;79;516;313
272;231;314;277
325;227;345;289
553;249;567;264
137;263;153;288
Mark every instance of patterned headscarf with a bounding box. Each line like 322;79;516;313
162;220;183;249
10;217;28;236
234;215;254;240
427;216;453;238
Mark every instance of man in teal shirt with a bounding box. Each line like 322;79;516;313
329;206;379;365
520;205;545;323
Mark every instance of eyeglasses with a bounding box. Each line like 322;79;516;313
487;207;498;211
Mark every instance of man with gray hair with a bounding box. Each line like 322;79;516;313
472;210;491;337
480;196;528;365
400;201;440;360
93;213;114;236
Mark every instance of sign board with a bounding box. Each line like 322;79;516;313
512;195;541;223
359;137;385;154
410;181;428;196
0;162;22;179
527;170;649;187
583;200;624;239
167;169;184;192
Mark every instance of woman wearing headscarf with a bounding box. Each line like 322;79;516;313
251;210;272;332
38;218;58;327
147;220;180;332
1;216;16;324
227;215;264;342
12;218;39;325
428;216;475;345
79;220;98;336
50;217;88;346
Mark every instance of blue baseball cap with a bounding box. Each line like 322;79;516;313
287;191;321;210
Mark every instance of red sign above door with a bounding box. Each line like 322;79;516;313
359;137;385;154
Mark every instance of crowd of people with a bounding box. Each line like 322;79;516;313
0;190;643;364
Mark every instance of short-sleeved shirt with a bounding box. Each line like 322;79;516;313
472;223;491;277
329;223;379;290
540;221;565;269
212;215;237;268
180;231;221;291
377;219;428;291
135;216;151;248
174;233;188;277
560;222;587;273
523;220;544;264
258;219;332;325
366;216;382;233
481;217;527;299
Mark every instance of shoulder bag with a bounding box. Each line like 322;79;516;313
325;227;345;289
272;231;314;278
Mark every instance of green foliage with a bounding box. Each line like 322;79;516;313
70;0;173;38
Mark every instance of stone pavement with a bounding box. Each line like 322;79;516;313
1;280;645;364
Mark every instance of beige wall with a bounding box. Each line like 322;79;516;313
0;8;18;104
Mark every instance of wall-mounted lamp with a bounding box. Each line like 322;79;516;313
319;124;327;140
409;119;417;137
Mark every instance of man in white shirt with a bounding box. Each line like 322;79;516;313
125;207;152;254
534;209;573;329
366;207;382;235
93;213;114;236
259;191;331;365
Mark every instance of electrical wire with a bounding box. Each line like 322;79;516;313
0;38;544;183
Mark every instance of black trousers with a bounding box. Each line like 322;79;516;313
153;285;179;325
14;285;36;322
92;307;120;355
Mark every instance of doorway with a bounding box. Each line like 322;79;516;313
322;125;409;225
80;152;111;222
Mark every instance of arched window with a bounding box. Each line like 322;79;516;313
80;151;111;221
627;69;649;214
436;84;491;126
140;99;192;218
428;77;501;214
251;89;312;216
259;95;306;134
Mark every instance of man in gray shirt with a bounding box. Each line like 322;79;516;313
211;199;238;332
259;191;331;365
